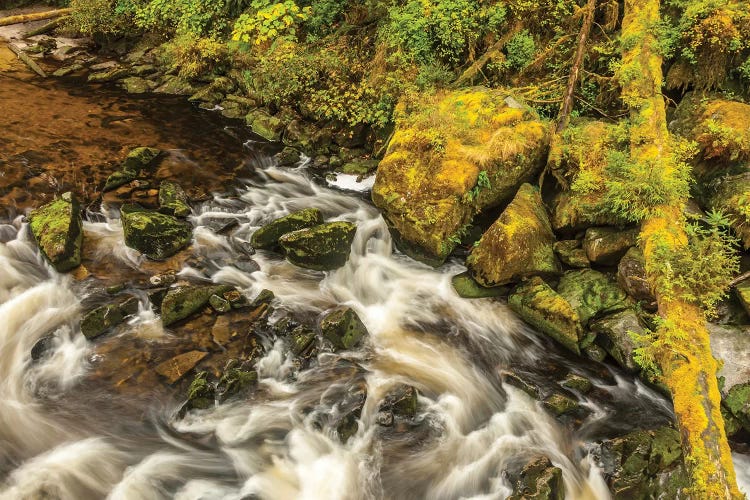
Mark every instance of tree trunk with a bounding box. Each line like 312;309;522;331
0;9;72;27
620;0;742;497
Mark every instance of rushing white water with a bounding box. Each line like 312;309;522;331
0;162;747;499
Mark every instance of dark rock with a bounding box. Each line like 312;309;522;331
121;204;192;260
553;240;590;268
561;373;593;394
216;360;258;402
31;335;56;362
500;370;541;399
617;247;656;309
591;310;646;374
80;296;139;339
556;269;629;325
583;227;639;265
508;277;583;355
508;456;564;500
29;192;82;272
319;307;367;350
340;159;379;176
290;325;316;356
542;392;582;417
379;384;418;418
275;147;301;167
468;183;561;286
209;294;231;313
451;271;507;298
184;371;214;411
149;271;177;288
583;343;607;362
161;284;233;326
250;289;275;307
279;221;357;271
250;208;323;250
158;181;191;217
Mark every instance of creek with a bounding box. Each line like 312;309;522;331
1;38;749;500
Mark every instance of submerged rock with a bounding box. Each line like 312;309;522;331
508;456;564;500
104;147;161;191
29;192;83;272
372;88;549;264
80;296;139;339
250;208;323;250
155;350;208;384
508;277;583;354
582;227;638;265
279;221;357;270
319;307;368;350
468;183;560;287
121;204;192;260
161;284;234;326
158;181;191;217
379;384;419;418
451;271;507;298
556;269;629;325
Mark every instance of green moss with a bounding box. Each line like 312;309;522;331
723;382;750;429
319;307;368;350
161;284;233;326
245;109;284;141
28;192;83;273
80;296;139;339
185;372;214;410
158;181;191;218
451;271;508;298
121;204;192;260
553;240;590;268
543;392;580;416
508;456;564;500
278;221;357;270
556;269;629;325
250;208;323;250
508;277;583;354
468;183;560;286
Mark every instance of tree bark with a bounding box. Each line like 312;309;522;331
0;9;72;27
620;0;741;497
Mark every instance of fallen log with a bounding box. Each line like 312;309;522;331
25;16;68;38
0;8;72;27
7;42;46;78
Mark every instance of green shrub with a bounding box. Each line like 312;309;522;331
159;35;229;78
134;0;228;36
68;0;135;35
232;1;309;46
504;30;536;70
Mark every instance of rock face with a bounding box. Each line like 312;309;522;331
121;204;192;260
617;247;656;309
319;307;368;350
508;456;564;500
279;221;357;270
556;269;629;325
582;227;638;265
372;88;549;264
80;297;139;339
250;208;323;249
593;427;688;500
161;284;233;326
467;183;560;287
508;277;583;354
29;192;83;272
158;181;191;217
591;310;646;374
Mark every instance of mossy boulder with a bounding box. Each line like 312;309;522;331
161;284;233;326
319;307;368;350
583;227;639;265
250;208;323;250
104;147;161;191
246;109;284;141
594;427;688;500
553;240;589;268
617;247;656;309
508;456;564;500
184;371;214;411
591;310;646;374
372;88;549;265
278;221;357;270
158;181;191;218
550;191;629;234
467;184;561;286
121;204;192;260
508;277;583;354
556;269;629;325
28;192;83;272
80;296;139;339
451;271;507;298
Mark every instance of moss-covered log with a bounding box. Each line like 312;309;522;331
619;0;741;496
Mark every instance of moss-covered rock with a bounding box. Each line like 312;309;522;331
161;284;233;326
158;181;191;218
508;277;583;354
591;310;646;374
279;221;357;270
543;392;582;417
561;373;593;393
88;67;129;83
246;109;284;141
29;192;83;272
341;159;379;176
216;361;258;402
184;371;214;411
451;271;508;298
556;269;629;325
617;247;656;309
583;227;638;265
209;294;231;313
737;279;750;316
290;325;316;356
379;384;419;419
319;307;368;350
553;240;590;268
250;208;323;250
121;76;152;94
723;382;750;430
705;172;750;249
508;456;564;500
372;88;549;265
104;147;161;191
550;191;629;234
80;296;139;340
121;204;192;260
467;184;560;286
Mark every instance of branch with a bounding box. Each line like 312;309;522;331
452;22;522;87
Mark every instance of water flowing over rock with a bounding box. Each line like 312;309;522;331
28;192;83;272
468;183;560;287
508;456;564;500
120;204;192;260
278;221;357;270
372;88;549;264
250;208;323;250
80;296;139;339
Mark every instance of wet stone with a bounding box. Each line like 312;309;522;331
508;456;564;500
209;294;231;313
250;208;324;250
319;307;368;351
379;384;418;418
155;350;208;384
31;334;56;362
161;284;234;326
279;221;357;271
80;296;139;340
158;181;191;218
451;271;507;299
29;192;83;272
121;204;192;260
561;373;593;394
183;371;214;412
